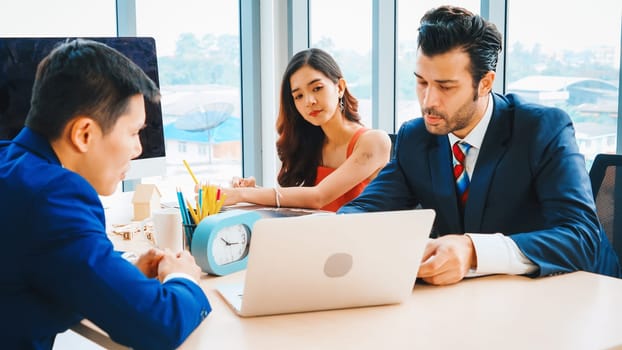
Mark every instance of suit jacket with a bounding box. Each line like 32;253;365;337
0;128;211;350
339;93;621;278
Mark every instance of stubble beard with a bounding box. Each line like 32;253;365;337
422;93;479;136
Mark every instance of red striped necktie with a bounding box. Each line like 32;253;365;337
452;141;471;208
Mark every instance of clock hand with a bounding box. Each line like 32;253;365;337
221;238;245;246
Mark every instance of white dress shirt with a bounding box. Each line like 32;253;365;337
448;94;538;276
163;272;200;285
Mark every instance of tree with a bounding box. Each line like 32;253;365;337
159;33;241;87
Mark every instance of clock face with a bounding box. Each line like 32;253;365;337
211;224;250;266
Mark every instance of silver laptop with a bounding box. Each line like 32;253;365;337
217;209;436;317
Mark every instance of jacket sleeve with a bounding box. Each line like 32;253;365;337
509;106;620;277
29;173;211;350
339;122;421;213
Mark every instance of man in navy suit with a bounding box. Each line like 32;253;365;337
339;6;621;284
0;39;210;349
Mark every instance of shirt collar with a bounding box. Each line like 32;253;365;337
448;93;494;149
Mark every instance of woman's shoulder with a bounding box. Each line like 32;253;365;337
353;128;392;152
359;128;391;142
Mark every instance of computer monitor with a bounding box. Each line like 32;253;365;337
0;37;166;180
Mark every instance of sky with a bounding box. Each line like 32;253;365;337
505;0;621;53
310;0;621;57
0;0;619;60
135;0;239;56
0;0;117;36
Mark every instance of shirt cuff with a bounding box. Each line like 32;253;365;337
466;233;538;277
163;272;200;286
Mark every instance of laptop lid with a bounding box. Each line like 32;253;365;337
218;209;435;317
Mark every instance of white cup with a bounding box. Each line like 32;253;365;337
151;208;184;253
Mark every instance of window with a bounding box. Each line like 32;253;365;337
178;141;187;153
506;0;621;167
395;0;480;129
135;0;242;193
198;143;208;155
0;0;116;36
310;0;373;127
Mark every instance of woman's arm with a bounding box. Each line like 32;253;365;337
222;129;391;209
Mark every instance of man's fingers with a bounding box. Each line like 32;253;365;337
420;239;437;263
421;270;463;286
418;253;444;277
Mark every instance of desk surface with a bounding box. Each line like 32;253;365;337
87;195;622;349
175;271;622;350
77;270;622;350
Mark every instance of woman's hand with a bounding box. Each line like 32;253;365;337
231;176;256;188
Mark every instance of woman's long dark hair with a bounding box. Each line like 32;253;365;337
276;48;361;187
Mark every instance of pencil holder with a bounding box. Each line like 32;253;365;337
182;223;197;252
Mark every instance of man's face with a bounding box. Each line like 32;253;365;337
414;48;485;139
83;94;145;195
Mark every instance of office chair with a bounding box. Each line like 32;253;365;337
589;153;622;262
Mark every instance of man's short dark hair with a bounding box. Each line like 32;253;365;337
417;6;503;89
25;39;160;140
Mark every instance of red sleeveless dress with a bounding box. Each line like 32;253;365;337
314;128;369;212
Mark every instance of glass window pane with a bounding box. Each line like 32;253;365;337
136;0;242;196
310;0;372;127
506;0;621;167
0;0;116;36
396;1;480;130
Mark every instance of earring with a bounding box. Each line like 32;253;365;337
339;96;345;112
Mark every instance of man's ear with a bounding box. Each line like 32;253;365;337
478;71;495;96
67;117;97;153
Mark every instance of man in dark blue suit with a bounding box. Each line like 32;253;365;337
0;40;210;349
339;6;621;285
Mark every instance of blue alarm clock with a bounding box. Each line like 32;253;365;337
190;209;262;276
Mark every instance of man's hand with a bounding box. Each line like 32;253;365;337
158;250;203;283
135;248;165;278
417;235;477;285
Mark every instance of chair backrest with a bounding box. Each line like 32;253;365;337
589;153;622;262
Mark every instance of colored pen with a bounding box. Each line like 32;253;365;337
183;159;199;185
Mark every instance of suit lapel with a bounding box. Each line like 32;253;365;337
429;135;463;234
464;95;512;232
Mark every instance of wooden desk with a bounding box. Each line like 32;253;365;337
84;196;622;349
172;271;622;350
75;262;622;349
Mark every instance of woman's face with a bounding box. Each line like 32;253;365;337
289;65;342;126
